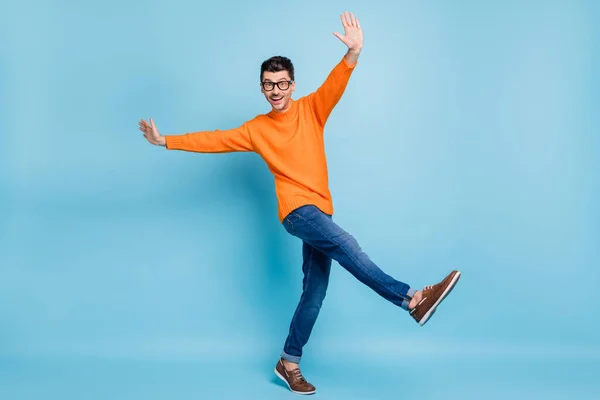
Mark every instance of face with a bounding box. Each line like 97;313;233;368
261;70;296;112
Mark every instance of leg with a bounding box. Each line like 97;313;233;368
275;205;461;393
282;205;416;310
281;241;332;364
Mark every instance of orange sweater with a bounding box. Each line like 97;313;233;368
165;56;357;222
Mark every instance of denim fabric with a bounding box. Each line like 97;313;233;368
280;204;415;363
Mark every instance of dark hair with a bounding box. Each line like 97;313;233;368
260;56;294;82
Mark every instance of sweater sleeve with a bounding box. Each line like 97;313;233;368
164;120;255;153
308;56;357;126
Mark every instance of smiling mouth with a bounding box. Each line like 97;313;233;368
271;96;283;102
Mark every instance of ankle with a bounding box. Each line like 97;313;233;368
408;290;423;309
282;359;299;371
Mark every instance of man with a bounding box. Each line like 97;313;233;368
139;11;461;395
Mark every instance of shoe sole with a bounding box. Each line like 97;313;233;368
419;270;461;326
274;368;316;395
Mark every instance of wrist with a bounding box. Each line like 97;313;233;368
157;136;166;146
345;47;361;64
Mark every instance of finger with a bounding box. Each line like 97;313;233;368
340;12;348;28
350;12;356;27
333;32;344;42
344;11;352;27
150;117;156;129
356;18;361;29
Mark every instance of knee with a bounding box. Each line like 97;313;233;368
333;231;363;256
305;283;328;308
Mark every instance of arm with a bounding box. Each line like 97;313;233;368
309;55;358;126
164;123;254;153
139;117;255;153
309;11;363;126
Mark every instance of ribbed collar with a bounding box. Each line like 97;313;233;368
267;98;298;122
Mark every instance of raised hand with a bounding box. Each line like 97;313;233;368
333;11;363;53
139;117;165;146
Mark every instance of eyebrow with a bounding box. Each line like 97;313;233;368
263;78;289;82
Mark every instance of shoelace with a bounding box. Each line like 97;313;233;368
423;284;435;291
291;369;307;383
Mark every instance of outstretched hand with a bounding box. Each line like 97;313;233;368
139;117;165;146
333;11;363;53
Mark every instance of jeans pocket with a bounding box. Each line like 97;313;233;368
283;215;297;236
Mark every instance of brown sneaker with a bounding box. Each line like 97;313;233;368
274;358;316;395
410;270;461;326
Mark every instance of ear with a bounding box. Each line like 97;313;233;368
291;81;296;92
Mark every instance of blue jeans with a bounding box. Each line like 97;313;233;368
280;204;416;363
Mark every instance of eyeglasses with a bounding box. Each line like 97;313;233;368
261;80;293;91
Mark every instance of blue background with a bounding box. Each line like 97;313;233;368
1;0;599;398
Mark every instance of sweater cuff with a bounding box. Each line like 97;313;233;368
342;56;358;69
164;135;184;150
